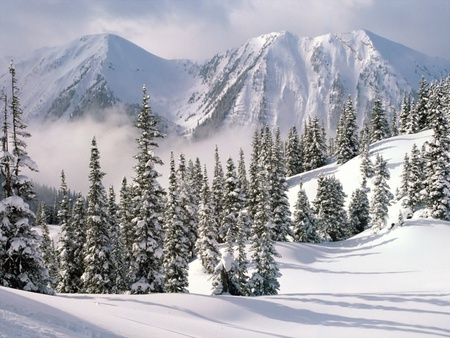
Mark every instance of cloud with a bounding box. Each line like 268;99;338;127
27;106;137;194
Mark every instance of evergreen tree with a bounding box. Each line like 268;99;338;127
415;76;430;130
108;185;126;293
398;153;410;201
248;141;281;296
36;202;58;287
0;62;52;294
81;137;114;294
399;93;412;134
285;125;302;176
237;148;251;239
118;177;133;273
370;154;393;233
391;109;399;137
270;127;292;241
360;142;375;179
348;179;371;235
129;85;165;294
211;145;226;243
56;170;78;293
177;153;198;260
336;96;359;164
68;191;86;292
369;98;390;143
313;175;349;242
221;157;241;245
163;152;189;293
425;87;450;220
404;144;426;211
292;179;319;243
196;166;220;274
304;117;327;171
248;128;262;222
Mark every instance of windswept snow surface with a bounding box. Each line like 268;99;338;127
1;130;449;337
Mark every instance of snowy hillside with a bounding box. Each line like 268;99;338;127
1;30;449;138
1;130;449;337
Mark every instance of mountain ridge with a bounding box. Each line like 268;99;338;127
1;30;449;138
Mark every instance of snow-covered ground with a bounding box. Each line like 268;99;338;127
1;130;449;337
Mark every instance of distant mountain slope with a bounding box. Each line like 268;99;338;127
1;30;449;138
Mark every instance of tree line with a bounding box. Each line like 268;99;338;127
1;61;449;297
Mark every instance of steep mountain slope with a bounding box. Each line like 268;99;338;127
1;30;449;138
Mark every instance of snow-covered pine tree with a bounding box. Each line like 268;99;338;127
232;211;250;296
0;62;52;294
221;157;241;245
336;96;359;164
415;76;430;131
56;170;78;293
212;145;226;243
270;127;292;241
369;97;390;143
248;140;281;296
81;137;114;294
129;85;165;294
248;128;262;223
285;125;303;176
370;154;393;233
348;178;371;235
196;166;220;274
292;179;319;243
36;202;58;287
237;148;251;239
399;93;412;134
68;191;86;292
176;153;198;260
359;142;375;180
163;152;189;293
398;152;410;201
304;116;327;170
118;177;133;274
391;109;399;137
108;185;126;293
313;175;349;242
425;84;450;220
404;144;426;211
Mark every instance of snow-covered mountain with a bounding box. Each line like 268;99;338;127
1;30;449;137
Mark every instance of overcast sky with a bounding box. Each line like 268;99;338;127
1;0;450;61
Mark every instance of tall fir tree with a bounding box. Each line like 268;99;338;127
425;86;450;220
68;191;86;292
196;166;220;274
370;154;393;233
248;135;281;296
163;152;189;293
415;76;430;131
81;137;114;294
404;144;426;211
336;96;359;164
211;145;226;243
313;175;349;242
118;177;133;275
348;179;371;235
36;202;58;287
0;61;52;294
129;85;165;293
292;179;319;243
369;97;390;143
221;157;241;245
177;153;198;260
56;170;78;293
270;127;292;241
108;185;126;293
285;125;303;176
